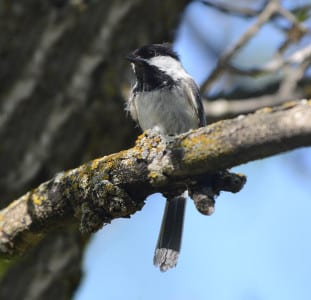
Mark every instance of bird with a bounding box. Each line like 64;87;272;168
127;43;206;271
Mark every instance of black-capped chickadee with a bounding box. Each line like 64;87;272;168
127;43;206;271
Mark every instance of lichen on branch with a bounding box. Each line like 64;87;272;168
0;99;310;257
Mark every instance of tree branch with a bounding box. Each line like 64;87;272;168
199;0;308;95
0;99;310;257
197;0;266;18
203;92;302;121
229;44;311;76
203;76;311;122
200;0;279;93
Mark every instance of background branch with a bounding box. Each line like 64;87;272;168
228;44;311;76
200;0;280;93
199;0;309;112
197;0;266;18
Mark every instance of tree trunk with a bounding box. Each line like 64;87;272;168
0;0;189;298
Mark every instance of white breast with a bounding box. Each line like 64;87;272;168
133;86;198;135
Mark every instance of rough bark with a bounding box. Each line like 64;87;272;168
0;99;310;259
0;0;189;298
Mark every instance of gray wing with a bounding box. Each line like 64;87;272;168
185;79;206;127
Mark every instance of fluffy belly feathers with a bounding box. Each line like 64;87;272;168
133;88;198;135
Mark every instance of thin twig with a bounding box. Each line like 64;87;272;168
200;0;309;94
203;93;303;121
277;4;308;33
228;44;311;76
197;0;266;18
200;0;279;93
278;60;311;98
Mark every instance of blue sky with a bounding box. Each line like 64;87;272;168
75;1;311;299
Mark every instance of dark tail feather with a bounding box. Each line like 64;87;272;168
153;195;186;272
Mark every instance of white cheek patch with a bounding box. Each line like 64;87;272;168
149;56;190;80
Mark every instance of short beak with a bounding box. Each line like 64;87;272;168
126;54;146;64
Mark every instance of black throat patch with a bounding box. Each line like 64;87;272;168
133;63;175;92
